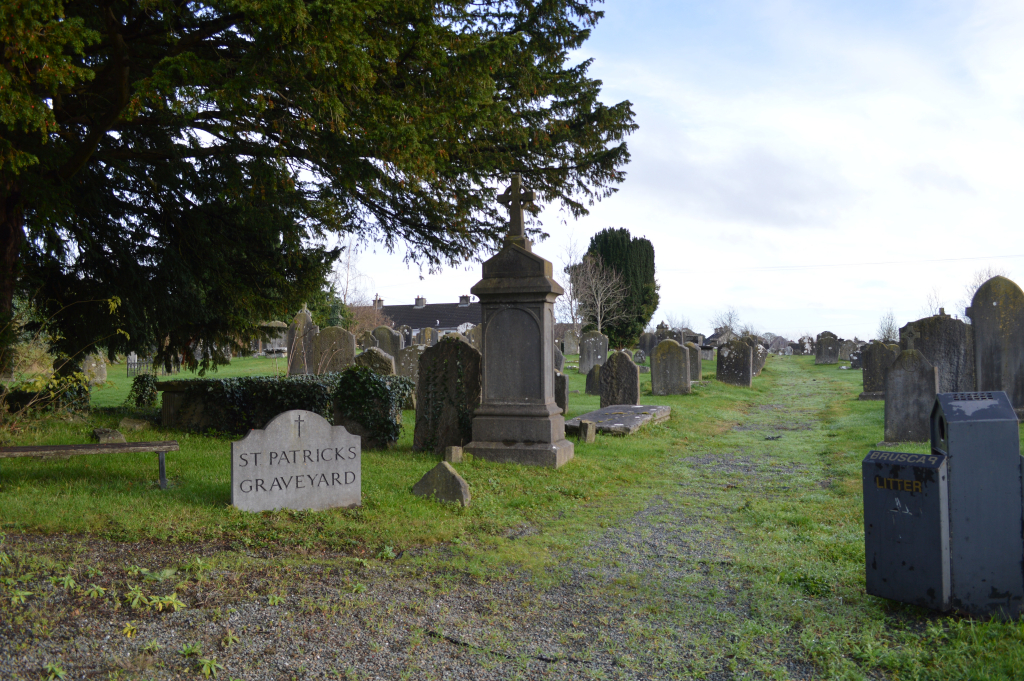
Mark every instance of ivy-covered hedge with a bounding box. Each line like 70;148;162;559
175;374;344;434
332;366;413;449
1;372;91;415
124;374;158;408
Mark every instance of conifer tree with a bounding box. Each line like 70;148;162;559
586;228;659;347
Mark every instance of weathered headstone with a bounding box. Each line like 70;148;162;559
566;405;672;436
419;327;438;347
850;351;863;369
466;324;483;350
358;330;377;351
741;337;767;376
716;339;752;388
286;306;319;376
966;276;1024;413
396;345;427;385
414;335;481;455
638;332;658;359
815;331;840;365
839;339;857;361
411;462;471;507
444;446;463;464
354;347;395;375
92;428;125;444
599;350;640;408
398;325;413;347
683;342;702;382
585;364;600;395
83;353;107;386
578;330;609;375
231;410;360;512
561;330;580;355
883;350;938;441
861;341;900;399
655;322;671;342
553;346;565;372
798;335;814;355
554;371;568;414
633;349;646;365
463;175;574;468
651;340;690;396
372;326;403;358
314;326;356;374
578;420;597;443
900;312;974;394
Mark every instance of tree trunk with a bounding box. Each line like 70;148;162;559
0;179;25;375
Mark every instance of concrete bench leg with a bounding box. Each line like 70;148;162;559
158;452;167;490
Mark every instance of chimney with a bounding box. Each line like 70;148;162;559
458;295;470;307
373;295;383;312
414;296;426;309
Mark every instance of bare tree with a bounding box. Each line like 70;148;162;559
922;286;943;317
738;322;760;338
571;254;629;335
555;233;585;339
709;307;740;334
347;303;392;336
664;312;692;331
877;309;898;342
957;265;1010;319
332;237;375;306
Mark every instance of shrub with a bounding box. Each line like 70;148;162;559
1;371;90;416
332;366;413;449
124;374;158;408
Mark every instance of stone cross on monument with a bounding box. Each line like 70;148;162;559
497;174;535;250
903;325;920;351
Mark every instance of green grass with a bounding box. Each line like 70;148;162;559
2;353;1023;679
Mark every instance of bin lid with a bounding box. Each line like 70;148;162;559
933;391;1017;423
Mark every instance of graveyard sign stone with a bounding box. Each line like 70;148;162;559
353;347;395;375
862;449;950;611
683;341;702;382
463;175;574;468
314;326;356;374
716;339;753;388
599;350;640;408
578;330;609;376
815;331;840;365
651;340;690;396
883;350;938;442
931;391;1024;618
372;326;403;358
899;312;974;394
413;335;482;455
585;364;601;395
286;305;319;376
966;276;1024;414
231;410;360;512
860;341;900;399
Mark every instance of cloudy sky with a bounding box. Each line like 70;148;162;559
352;0;1024;340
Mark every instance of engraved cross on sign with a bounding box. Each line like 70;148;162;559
295;414;304;438
497;174;534;239
903;325;920;351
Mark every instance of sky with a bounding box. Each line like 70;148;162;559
348;0;1024;341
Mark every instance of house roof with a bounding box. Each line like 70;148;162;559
382;302;482;330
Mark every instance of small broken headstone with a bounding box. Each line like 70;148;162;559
411;462;471;507
578;420;597;443
93;428;126;444
354;347;395;375
118;417;148;432
444;446;463;464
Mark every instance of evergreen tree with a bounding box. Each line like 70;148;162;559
0;0;636;371
586;228;659;347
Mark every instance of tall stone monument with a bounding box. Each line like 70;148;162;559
464;175;574;468
899;310;974;393
286;305;319;376
966;276;1024;414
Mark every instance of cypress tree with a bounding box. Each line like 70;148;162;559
586;228;659;348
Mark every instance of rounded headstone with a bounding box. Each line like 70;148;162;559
883;350;938;442
651;340;690;396
599;350;640;408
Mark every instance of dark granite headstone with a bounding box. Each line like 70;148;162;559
716;339;752;388
414;335;481;455
883;350;938;441
966;276;1024;414
899;312;974;393
863;449;949;611
638;332;658;358
850;351;863;369
599;351;640;408
578;331;609;376
372;326;403;358
860;341;900;399
815;331;840;365
554;371;568;415
683;342;702;382
585;364;600;395
651;340;690;396
931;391;1024;618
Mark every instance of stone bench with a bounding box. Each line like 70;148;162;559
0;441;180;489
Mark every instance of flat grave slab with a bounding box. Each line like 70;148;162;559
565;405;671;436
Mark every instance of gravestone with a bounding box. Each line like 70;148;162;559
286;305;319;376
850;351;863;369
633;349;646;365
578;420;597;443
862;449;950;611
741;337;767;376
463;176;574;468
861;341;900;399
261;320;288;355
900;312;974;393
883;350;938;442
684;342;702;382
414;335;481;455
966;276;1024;413
399;325;413;347
798;336;814;355
839;339;857;361
354;347;395;375
93;428;125;444
358;330;377;351
655;322;671;342
562;330;580;355
83;353;107;386
554;371;568;414
412;462;471;507
599;350;640;408
931;391;1024;617
466;324;483;351
553;346;565;372
231;410;360;512
315;326;356;374
815;331;840;365
716;339;753;388
638;332;658;358
372;326;403;358
566;405;672;436
396;345;427;385
651;340;690;396
585;364;600;395
578;331;609;375
419;327;438;347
